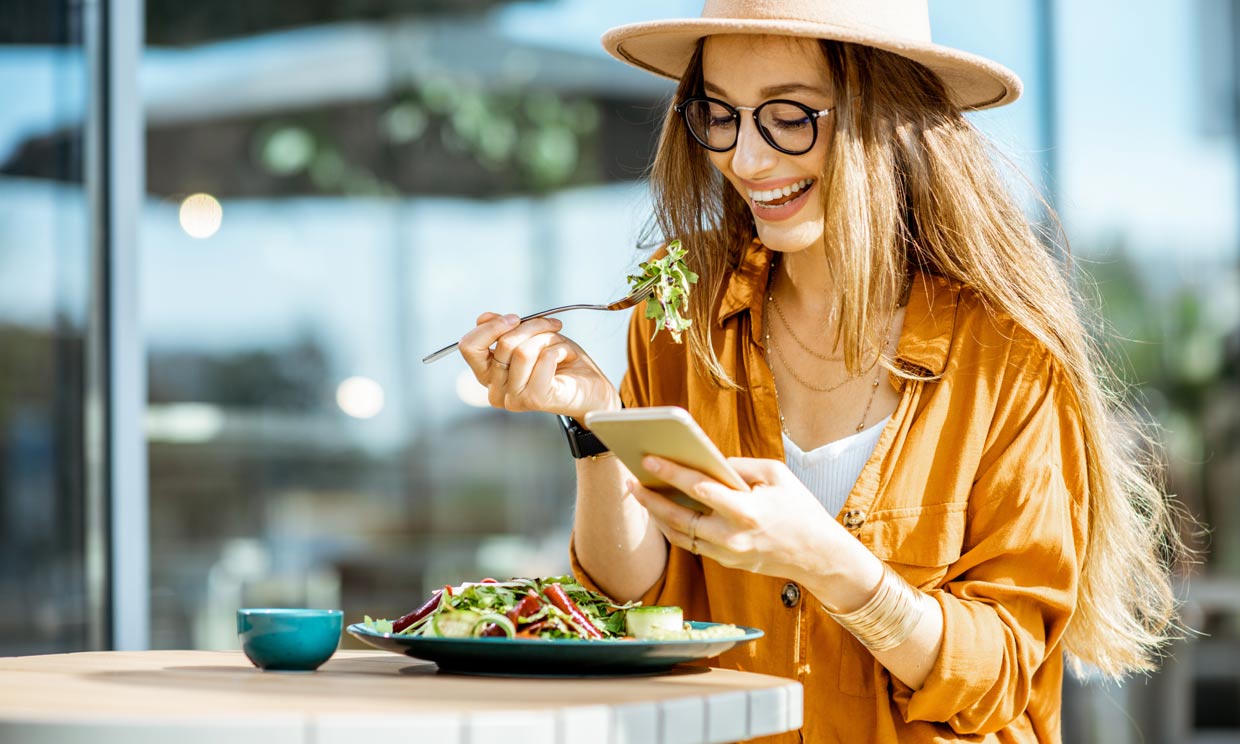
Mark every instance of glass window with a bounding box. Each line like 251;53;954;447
935;2;1239;740
142;1;694;649
0;2;91;655
1050;2;1239;739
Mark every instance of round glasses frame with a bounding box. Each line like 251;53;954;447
673;96;836;156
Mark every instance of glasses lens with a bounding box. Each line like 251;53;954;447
683;100;737;151
757;102;816;154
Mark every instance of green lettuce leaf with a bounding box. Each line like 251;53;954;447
626;240;699;343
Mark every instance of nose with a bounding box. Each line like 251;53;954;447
729;112;778;179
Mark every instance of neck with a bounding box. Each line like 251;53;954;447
771;242;835;314
770;242;911;312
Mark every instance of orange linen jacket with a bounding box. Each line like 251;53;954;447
571;241;1089;743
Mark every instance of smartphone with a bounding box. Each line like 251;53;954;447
583;406;749;512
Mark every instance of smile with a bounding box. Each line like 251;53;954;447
743;177;816;221
747;178;814;209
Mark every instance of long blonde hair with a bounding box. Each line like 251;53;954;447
645;39;1184;677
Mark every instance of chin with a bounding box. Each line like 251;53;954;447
753;222;823;254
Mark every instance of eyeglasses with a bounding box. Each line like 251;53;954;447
673;96;835;156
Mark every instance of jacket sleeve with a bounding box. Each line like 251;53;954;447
569;306;707;611
892;345;1089;734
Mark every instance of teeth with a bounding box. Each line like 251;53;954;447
747;178;813;205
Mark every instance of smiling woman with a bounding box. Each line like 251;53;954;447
457;1;1188;742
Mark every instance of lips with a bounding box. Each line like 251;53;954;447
743;177;816;221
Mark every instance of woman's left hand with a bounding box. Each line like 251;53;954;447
629;455;845;580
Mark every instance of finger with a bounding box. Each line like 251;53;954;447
459;313;519;375
686;531;729;564
656;518;693;553
649;507;726;564
504;333;565;398
524;341;574;404
628;481;704;541
642;456;745;515
492;317;564;365
726;457;787;486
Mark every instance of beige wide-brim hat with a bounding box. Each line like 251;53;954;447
602;0;1022;110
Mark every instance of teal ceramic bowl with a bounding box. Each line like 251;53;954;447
237;608;343;671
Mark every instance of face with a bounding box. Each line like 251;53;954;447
699;35;835;254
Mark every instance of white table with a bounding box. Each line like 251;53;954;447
0;650;803;744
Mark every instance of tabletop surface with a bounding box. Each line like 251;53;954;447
0;649;803;744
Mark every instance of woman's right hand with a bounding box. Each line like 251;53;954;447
457;312;620;421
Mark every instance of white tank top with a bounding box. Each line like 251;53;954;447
782;416;890;518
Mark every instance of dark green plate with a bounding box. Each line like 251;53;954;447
346;621;763;677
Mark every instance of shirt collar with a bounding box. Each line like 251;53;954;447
896;271;957;377
717;238;772;329
716;239;957;376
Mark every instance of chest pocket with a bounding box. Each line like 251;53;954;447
864;500;968;587
834;501;968;698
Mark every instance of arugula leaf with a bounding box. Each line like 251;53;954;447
365;576;642;641
626;240;699;343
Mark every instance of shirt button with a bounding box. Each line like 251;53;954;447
843;509;866;529
781;582;801;608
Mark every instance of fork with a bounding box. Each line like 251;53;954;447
420;285;654;364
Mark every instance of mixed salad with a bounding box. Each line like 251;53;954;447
361;576;742;642
628;240;698;343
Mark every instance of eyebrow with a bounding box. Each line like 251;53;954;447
702;81;830;99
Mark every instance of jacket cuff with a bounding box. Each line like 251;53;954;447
894;590;1005;725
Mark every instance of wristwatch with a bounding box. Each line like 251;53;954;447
557;415;610;459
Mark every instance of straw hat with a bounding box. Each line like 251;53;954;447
602;0;1022;110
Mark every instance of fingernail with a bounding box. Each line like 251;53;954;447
643;456;660;473
502;314;519;325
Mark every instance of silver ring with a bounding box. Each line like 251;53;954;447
688;512;702;543
492;359;510;370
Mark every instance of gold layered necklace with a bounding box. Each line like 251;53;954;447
762;260;903;436
767;291;844;362
764;296;887;433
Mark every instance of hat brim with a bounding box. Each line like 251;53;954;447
602;18;1021;110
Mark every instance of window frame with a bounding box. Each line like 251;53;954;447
85;0;148;651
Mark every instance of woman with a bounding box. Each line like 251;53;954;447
458;1;1182;741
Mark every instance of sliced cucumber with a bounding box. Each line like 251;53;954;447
625;605;684;639
472;613;517;639
426;610;481;638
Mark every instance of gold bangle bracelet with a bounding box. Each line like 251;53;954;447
827;563;926;651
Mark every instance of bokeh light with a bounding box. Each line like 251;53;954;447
336;376;385;419
144;403;224;444
178;193;223;239
260;126;315;176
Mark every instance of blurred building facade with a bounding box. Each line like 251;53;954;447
2;1;1238;741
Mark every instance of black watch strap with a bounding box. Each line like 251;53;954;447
557;415;609;459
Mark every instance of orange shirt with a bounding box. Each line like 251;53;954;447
571;240;1088;743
